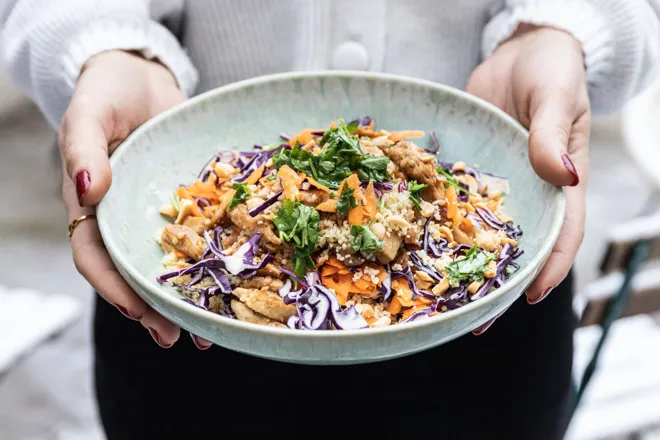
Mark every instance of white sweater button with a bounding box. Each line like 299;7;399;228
331;41;370;70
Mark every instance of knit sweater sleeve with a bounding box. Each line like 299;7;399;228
0;0;198;128
482;0;660;116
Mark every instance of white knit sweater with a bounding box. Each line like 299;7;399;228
1;0;659;129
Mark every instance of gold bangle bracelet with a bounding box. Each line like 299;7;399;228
68;214;96;240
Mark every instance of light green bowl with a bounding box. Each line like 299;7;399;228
97;71;565;365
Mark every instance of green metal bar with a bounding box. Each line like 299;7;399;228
565;239;652;432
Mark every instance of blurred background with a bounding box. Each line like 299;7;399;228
1;50;660;440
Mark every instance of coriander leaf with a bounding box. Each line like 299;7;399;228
170;191;181;212
227;183;251;211
407;179;428;211
445;245;496;284
437;167;475;196
261;142;286;151
273;118;391;189
273;199;320;276
336;188;358;216
266;173;277;181
345;120;359;134
350;225;384;253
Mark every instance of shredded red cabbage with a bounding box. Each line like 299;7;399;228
391;266;436;301
408;251;443;282
422;217;449;258
232;148;282;183
401;303;437;323
286;272;369;330
425;131;440;154
360;181;394;197
249;191;283;217
378;263;393;302
279;133;291;141
398;180;408;192
279;267;309;289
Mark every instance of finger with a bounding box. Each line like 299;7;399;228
472;305;510;336
141;308;181;348
64;178;180;347
526;185;585;303
59;99;113;207
190;333;213;351
527;89;583;187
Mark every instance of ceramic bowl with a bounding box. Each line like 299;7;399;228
97;71;565;365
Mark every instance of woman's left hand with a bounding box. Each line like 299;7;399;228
466;24;590;334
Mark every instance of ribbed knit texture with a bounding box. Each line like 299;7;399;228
2;0;659;128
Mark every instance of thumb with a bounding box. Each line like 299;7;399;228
58;102;113;206
527;93;580;187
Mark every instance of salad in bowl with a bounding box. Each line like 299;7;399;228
155;117;523;331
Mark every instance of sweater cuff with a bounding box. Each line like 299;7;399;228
58;15;199;99
482;0;629;115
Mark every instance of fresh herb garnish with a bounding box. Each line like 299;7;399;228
170;190;181;213
445;245;496;284
273;119;390;189
273;199;320;276
407;180;428;210
349;224;384;253
261;142;286;151
336;188;358;216
227;183;251;211
266;173;277;181
437;167;474;196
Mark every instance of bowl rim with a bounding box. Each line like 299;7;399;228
97;70;566;339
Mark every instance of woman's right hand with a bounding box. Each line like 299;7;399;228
60;50;209;349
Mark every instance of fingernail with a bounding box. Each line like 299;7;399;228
190;334;212;351
527;286;554;305
148;328;173;349
75;170;91;205
561;154;579;187
116;305;140;321
473;317;497;336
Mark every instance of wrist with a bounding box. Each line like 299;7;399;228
501;24;585;67
80;50;180;90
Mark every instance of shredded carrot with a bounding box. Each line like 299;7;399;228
305;176;331;193
316;198;338;213
176;187;192;201
277;165;303;200
325;256;350;272
460;216;473;233
401;306;428;321
363;181;377;219
288;129;317;147
348;206;364;226
388;130;425;142
218;189;235;213
446;186;458;220
387;296;402;315
245;164;265;185
322;273;352;305
301;140;316;151
392;278;432;307
173;250;187;259
344;174;365;203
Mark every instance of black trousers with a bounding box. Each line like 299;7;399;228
94;271;576;440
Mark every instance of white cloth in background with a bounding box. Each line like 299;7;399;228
1;0;659;128
0;285;81;374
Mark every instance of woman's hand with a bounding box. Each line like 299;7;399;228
60;50;210;349
466;25;589;333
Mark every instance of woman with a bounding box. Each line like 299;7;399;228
2;1;658;438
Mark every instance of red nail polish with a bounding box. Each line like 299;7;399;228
561;154;579;187
76;170;91;205
473;317;497;335
191;334;212;351
527;286;554;305
116;305;139;321
148;328;173;349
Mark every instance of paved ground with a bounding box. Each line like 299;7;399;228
0;65;658;439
